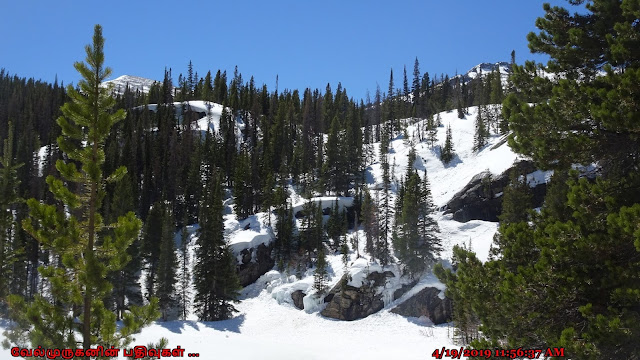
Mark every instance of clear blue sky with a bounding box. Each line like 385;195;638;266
1;0;571;101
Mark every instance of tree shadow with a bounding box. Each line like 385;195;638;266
155;319;200;334
155;314;246;334
430;146;463;168
200;313;245;333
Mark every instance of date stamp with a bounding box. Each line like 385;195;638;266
431;346;565;359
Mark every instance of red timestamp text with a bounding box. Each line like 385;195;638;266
432;346;566;359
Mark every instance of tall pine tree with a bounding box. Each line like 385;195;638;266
194;172;240;321
3;25;159;354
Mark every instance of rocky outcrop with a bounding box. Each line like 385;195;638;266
291;290;306;310
444;161;547;222
320;271;394;321
236;243;275;287
393;280;418;301
391;287;452;325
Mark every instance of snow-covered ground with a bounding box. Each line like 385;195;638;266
3;105;534;359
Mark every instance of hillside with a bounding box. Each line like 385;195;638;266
0;103;520;359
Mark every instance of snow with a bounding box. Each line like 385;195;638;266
2;104;534;360
224;213;275;256
102;75;157;95
524;169;554;188
36;145;48;177
367;107;520;207
290;196;354;217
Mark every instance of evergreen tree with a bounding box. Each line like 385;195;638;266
498;170;533;225
426;115;438;148
233;148;252;220
394;151;441;276
142;202;164;299
3;25;159;354
177;222;191;320
412;57;421;113
473;105;489;151
194;172;240;321
0;122;22;315
313;245;328;295
361;187;378;261
107;172;143;321
377;150;392;265
441;2;640;358
155;205;178;321
440;124;454;164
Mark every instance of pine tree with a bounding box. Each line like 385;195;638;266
377;151;392;265
426;115;438;148
394;151;441;276
194;172;240;321
142;202;164;299
107;172;143;321
155;204;178;321
313;245;328;295
361;187;378;261
440;124;454;164
473;105;489;151
412;57;421;114
233;148;252;220
177;222;191;320
442;2;640;357
498;170;532;225
0;122;22;315
3;25;159;354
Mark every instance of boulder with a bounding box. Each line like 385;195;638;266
444;161;547;222
236;243;275;287
320;271;394;321
393;280;418;301
291;290;306;310
391;287;452;325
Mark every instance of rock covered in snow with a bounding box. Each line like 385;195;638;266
390;287;452;325
444;160;547;222
291;290;306;310
320;271;394;321
236;242;275;287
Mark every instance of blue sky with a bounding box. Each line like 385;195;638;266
1;0;571;101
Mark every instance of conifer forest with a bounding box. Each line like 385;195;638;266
0;1;638;359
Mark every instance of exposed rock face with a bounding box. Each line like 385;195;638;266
391;287;452;325
236;243;275;287
444;161;547;222
393;280;418;301
320;271;394;321
291;290;306;310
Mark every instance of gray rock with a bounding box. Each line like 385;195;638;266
444;161;546;222
320;271;394;321
393;280;418;301
236;243;275;287
391;287;452;325
291;290;306;310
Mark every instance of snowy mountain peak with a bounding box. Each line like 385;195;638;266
102;75;158;95
464;61;511;79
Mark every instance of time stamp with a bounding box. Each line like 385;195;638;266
432;346;565;359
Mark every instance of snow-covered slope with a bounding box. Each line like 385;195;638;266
102;75;158;95
3;105;528;360
462;61;511;82
141;100;246;142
